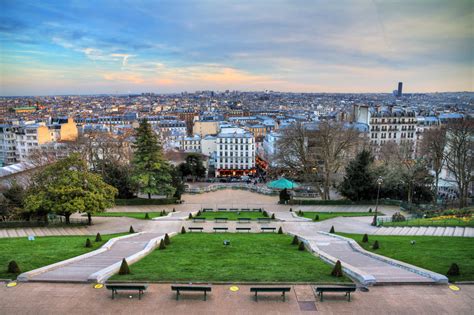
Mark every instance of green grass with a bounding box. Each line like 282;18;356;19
91;212;164;220
0;233;125;279
111;233;351;283
339;233;474;282
195;211;268;220
297;211;380;221
381;217;474;227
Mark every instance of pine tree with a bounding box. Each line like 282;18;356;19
132;119;175;199
339;150;375;201
118;258;130;275
95;233;102;242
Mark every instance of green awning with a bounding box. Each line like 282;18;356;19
267;177;299;190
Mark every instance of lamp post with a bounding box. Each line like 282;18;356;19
375;177;383;215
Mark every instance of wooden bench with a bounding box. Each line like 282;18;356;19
257;218;271;223
171;285;212;301
193;217;206;223
238;218;251;223
261;227;276;233
213;227;228;232
236;227;251;233
214;217;228;223
105;283;148;300
250;287;291;301
188;227;204;232
315;285;356;302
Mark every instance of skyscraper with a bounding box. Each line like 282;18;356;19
397;82;403;97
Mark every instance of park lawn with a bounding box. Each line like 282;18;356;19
91;212;164;220
339;233;474;282
111;233;351;283
297;211;380;221
195;211;268;220
0;233;125;279
381;217;474;228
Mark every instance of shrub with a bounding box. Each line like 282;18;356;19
447;263;460;276
188;213;193;219
291;235;299;245
278;227;283;234
164;233;171;245
129;226;135;233
271;213;275;220
197;210;201;216
263;211;268;217
362;234;368;243
313;214;319;221
95;233;102;242
144;213;150;220
118;258;130;275
298;210;303;215
173;208;176;212
7;260;21;274
372;240;379;250
329;226;335;233
391;212;406;222
289;208;293;212
85;238;92;248
331;260;343;277
181;226;186;234
158;239;166;250
371;215;378;226
368;208;372;213
298;241;305;251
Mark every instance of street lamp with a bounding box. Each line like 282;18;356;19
375;177;383;215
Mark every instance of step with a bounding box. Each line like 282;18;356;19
453;227;464;237
464;228;474;237
443;227;455;237
433;227;445;236
415;227;428;236
424;227;437;236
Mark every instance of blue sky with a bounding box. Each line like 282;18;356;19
0;0;472;95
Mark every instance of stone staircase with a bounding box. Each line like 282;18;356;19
373;226;474;237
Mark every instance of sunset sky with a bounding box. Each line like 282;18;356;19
1;0;472;95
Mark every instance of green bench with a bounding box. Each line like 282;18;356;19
258;218;271;223
315;285;356;302
261;227;276;232
188;227;204;232
193;217;206;223
250;287;291;301
236;227;251;232
213;227;228;232
171;285;212;301
238;218;251;223
105;283;148;300
215;217;228;223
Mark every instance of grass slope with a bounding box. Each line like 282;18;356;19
91;212;163;220
112;233;350;283
297;211;380;221
0;234;124;279
195;211;268;220
339;233;474;282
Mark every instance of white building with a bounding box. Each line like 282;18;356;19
215;128;255;177
180;135;201;153
201;135;217;157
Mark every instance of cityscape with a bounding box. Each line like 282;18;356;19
0;1;473;314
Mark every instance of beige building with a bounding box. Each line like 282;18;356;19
193;120;219;137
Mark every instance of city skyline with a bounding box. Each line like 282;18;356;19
1;0;473;96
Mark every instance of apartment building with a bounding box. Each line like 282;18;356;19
215;128;255;177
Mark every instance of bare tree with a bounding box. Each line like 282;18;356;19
445;119;474;208
420;127;447;203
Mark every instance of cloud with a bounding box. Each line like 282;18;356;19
103;72;145;84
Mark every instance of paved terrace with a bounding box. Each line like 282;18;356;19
1;282;472;315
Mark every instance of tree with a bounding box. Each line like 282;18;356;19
179;153;206;182
24;154;117;224
339;150;375;201
97;160;137;199
170;165;186;200
279;188;291;204
444;119;474;208
1;181;27;220
420;127;447;203
132;119;175;199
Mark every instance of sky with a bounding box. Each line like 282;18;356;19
0;0;473;96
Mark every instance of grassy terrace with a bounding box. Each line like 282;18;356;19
380;217;474;227
0;234;124;279
195;211;268;220
111;233;351;283
90;212;164;220
339;233;474;282
296;211;380;221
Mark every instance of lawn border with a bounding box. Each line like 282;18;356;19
325;232;448;284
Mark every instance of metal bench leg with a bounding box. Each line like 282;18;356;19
348;292;351;302
320;292;323;302
204;290;207;301
282;291;285;302
176;290;180;300
139;290;142;300
112;289;115;300
255;291;258;302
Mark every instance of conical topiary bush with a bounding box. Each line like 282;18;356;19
188;213;193;219
118;258;130;275
447;263;460;276
85;238;92;248
372;240;379;250
164;233;171;245
95;233;102;242
362;234;368;243
277;227;283;234
271;213;275;220
181;226;186;234
291;235;299;245
159;239;166;250
145;213;150;220
129;226;135;233
331;260;343;277
313;214;319;221
298;241;305;251
329;226;335;233
7;260;21;274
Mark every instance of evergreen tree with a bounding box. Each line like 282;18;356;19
339;150;375;201
118;258;130;275
132;119;175;199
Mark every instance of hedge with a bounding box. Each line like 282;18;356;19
114;198;178;206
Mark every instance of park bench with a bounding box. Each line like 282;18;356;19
240;208;250;211
202;208;213;212
236;227;251;233
253;208;262;212
315;285;356;302
171;285;212;301
213;227;228;232
238;218;251;223
258;218;271;223
230;208;239;211
218;208;227;211
250;287;291;301
188;227;204;232
105;283;148;300
261;227;276;233
193;217;206;223
214;217;228;223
